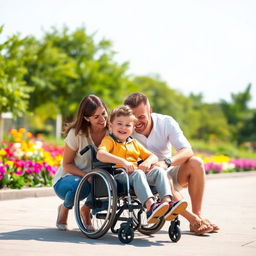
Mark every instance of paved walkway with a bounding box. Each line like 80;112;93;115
0;172;256;256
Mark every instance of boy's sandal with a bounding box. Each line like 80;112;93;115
190;220;214;235
202;219;220;232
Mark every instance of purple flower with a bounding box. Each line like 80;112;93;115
16;170;23;175
0;165;6;180
25;168;33;174
230;159;256;170
204;162;223;174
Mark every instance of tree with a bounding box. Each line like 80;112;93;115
0;27;33;139
132;75;200;138
238;110;256;145
220;83;254;143
196;103;231;141
39;26;135;119
18;26;136;134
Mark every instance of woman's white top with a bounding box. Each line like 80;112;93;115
52;128;97;186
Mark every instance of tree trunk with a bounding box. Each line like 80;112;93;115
56;113;62;139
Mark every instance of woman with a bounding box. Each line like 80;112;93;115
52;95;108;231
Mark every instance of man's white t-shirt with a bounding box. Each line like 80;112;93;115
132;113;191;161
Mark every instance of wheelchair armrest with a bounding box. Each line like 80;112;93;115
93;161;114;169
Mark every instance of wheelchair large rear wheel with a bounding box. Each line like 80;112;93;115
74;169;118;239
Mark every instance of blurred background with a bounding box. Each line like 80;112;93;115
1;0;256;159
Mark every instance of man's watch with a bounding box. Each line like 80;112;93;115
164;158;172;168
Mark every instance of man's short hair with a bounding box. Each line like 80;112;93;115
110;105;137;123
124;93;149;108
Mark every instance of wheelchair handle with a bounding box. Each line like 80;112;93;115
80;145;94;155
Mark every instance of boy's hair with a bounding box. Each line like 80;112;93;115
124;92;149;108
110;105;137;123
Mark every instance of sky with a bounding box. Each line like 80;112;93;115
1;0;256;107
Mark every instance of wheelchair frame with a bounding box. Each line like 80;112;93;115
74;145;181;243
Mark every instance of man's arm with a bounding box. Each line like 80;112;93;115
153;147;194;169
169;147;194;166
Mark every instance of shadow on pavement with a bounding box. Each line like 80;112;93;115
0;228;175;247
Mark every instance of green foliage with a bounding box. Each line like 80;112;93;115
132;75;196;137
238;111;256;144
39;26;135;117
23;31;78;113
195;103;231;140
0;30;33;117
44;135;65;147
132;76;232;141
220;84;254;144
0;170;25;189
191;139;256;159
0;24;255;148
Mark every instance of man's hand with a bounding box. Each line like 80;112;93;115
152;160;168;169
138;161;151;173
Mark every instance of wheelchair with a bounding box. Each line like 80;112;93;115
74;145;181;244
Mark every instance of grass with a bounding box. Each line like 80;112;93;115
44;135;64;147
191;139;256;159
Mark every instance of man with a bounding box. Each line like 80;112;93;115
124;92;219;235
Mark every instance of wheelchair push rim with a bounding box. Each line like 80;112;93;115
74;169;118;239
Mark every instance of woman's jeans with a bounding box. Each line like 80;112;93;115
54;175;90;209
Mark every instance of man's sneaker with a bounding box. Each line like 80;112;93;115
164;200;188;221
146;202;169;224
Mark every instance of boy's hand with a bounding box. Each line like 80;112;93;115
122;160;135;173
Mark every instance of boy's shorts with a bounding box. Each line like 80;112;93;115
166;166;183;191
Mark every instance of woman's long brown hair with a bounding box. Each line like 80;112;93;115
63;95;108;137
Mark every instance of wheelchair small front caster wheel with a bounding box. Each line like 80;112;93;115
118;224;134;244
168;224;181;242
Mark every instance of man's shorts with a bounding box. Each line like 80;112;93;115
166;166;183;191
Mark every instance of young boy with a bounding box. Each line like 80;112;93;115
97;105;187;224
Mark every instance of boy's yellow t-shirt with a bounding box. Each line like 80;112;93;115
98;135;151;167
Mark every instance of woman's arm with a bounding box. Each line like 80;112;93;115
62;144;86;177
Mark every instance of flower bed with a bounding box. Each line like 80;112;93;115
0;129;255;189
201;154;256;174
0;128;63;189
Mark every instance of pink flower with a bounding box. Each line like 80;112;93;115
204;162;223;174
0;165;6;180
230;159;256;170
